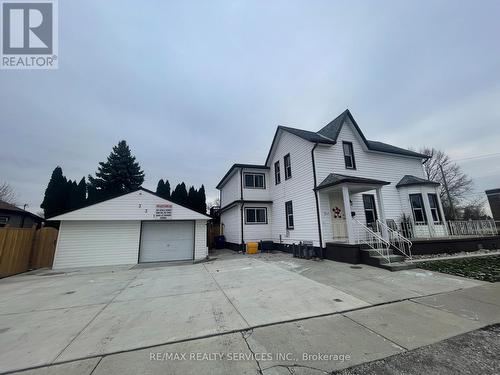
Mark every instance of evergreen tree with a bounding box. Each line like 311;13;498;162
67;180;79;211
68;177;87;210
87;140;144;201
164;180;171;199
156;179;165;198
197;185;207;213
171;183;188;205
41;166;69;218
156;179;171;199
188;186;197;210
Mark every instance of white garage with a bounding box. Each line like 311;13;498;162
50;188;210;269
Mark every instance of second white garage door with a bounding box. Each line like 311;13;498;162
139;221;195;262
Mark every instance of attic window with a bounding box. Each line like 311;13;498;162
343;142;356;170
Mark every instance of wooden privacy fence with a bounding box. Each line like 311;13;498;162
0;226;58;278
207;222;223;250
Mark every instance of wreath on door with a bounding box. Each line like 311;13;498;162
333;206;342;219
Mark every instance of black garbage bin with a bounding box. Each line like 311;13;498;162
215;235;226;249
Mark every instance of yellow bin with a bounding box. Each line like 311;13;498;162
246;242;259;254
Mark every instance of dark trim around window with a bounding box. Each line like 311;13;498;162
243;173;266;189
409;193;427;223
285;200;294;229
427;193;442;223
342;141;356;170
244;207;268;224
362;194;378;228
284;153;292;180
274;161;281;185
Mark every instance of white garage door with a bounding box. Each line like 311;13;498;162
139;221;194;262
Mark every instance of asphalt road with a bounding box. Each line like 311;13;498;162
334;324;500;375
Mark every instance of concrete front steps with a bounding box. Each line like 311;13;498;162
360;247;417;271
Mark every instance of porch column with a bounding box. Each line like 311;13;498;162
375;187;389;241
421;187;435;237
342;185;355;244
435;186;449;235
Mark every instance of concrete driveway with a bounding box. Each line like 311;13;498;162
0;250;485;374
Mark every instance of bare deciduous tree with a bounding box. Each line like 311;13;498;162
0;182;18;205
420;147;473;219
207;198;220;211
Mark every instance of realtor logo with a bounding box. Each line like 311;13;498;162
1;0;58;69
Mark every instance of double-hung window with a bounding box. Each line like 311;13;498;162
409;194;427;223
245;207;267;224
427;193;442;222
274;161;281;185
244;173;265;189
284;154;292;180
343;142;356;169
285;201;294;229
362;194;378;228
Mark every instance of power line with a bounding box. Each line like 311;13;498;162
451;152;500;162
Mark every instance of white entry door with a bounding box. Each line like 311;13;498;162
139;221;194;262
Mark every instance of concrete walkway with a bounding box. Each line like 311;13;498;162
7;282;499;375
0;251;496;374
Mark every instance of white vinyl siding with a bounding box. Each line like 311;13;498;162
51;190;209;221
241;168;271;201
53;220;141;269
315;117;426;224
220;205;241;244
243;203;272;242
194;220;208;260
220;171;241;207
267;131;319;246
51;190;209;268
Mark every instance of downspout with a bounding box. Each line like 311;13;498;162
240;168;244;251
311;143;323;254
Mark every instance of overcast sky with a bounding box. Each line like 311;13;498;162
1;0;500;214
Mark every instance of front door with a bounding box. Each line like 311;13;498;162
329;192;347;240
362;194;378;230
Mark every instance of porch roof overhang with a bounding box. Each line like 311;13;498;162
314;173;390;191
396;175;440;188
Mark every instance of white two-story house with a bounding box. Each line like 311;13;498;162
216;110;447;253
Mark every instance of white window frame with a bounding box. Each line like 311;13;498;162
427;193;442;223
244;173;266;189
409;194;427;223
245;207;267;224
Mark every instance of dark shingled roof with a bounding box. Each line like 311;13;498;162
485;188;500;195
317;110;351;141
278;126;335;144
0;200;44;220
315;173;390;190
216;163;269;189
317;109;429;159
396;175;440;188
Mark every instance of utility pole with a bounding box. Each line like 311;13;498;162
439;164;455;219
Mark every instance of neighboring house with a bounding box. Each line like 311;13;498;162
49;188;210;269
0;200;43;228
216;109;446;251
485;188;500;221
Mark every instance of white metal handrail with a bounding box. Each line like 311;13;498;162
399;219;498;239
352;218;392;263
376;220;413;260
